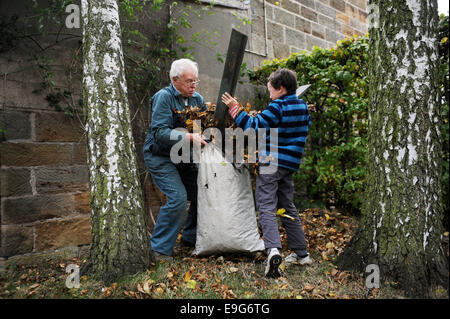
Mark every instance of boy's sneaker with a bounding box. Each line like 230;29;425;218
285;252;312;265
265;248;282;278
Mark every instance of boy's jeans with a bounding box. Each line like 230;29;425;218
145;154;198;256
256;166;308;256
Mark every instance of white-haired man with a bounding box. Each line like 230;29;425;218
144;58;207;261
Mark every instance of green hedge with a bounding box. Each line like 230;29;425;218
248;14;449;219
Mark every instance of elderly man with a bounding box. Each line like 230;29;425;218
144;58;207;261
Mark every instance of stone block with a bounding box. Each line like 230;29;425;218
358;8;368;23
306;34;328;50
74;191;90;215
326;28;346;44
300;5;318;22
34;217;91;252
346;3;358;18
348;0;366;10
273;6;296;26
2;194;74;224
35;166;89;194
336;11;350;24
295;0;315;10
251;0;265;17
0;79;54;111
267;21;285;42
281;0;300;14
330;0;345;13
35;112;85;143
315;1;336;18
250;15;265;35
311;22;326;39
0;225;33;257
318;14;341;30
251;34;267;55
285;28;307;49
5;246;85;267
73;143;88;165
0;168;32;197
0;111;31;141
274;43;291;58
295;16;311;33
350;16;366;32
0;142;73;167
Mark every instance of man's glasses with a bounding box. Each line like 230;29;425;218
183;79;200;87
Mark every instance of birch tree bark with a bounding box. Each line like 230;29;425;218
337;0;448;297
80;0;151;284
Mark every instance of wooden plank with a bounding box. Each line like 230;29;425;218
214;29;248;139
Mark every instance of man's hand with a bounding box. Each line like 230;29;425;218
221;92;238;108
186;132;208;146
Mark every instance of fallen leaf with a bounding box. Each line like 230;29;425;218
186;280;197;289
303;284;315;292
137;283;145;294
28;283;40;290
229;267;239;273
143;281;151;295
279;261;286;272
184;270;192;282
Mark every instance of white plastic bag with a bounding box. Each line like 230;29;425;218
193;143;265;256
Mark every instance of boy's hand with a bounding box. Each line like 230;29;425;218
221;92;239;119
221;92;238;108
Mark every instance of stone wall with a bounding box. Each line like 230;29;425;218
251;0;368;59
0;35;92;257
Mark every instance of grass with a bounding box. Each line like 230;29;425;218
0;209;448;299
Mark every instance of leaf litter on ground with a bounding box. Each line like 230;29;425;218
1;207;447;299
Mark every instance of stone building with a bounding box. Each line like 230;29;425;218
0;0;368;263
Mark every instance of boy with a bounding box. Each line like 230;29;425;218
221;68;312;278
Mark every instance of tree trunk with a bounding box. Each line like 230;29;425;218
80;0;151;284
337;0;448;298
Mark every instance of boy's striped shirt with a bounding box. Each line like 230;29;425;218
232;94;311;171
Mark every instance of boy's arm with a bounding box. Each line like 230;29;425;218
221;92;282;130
234;103;282;130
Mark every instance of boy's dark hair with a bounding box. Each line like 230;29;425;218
268;68;298;95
